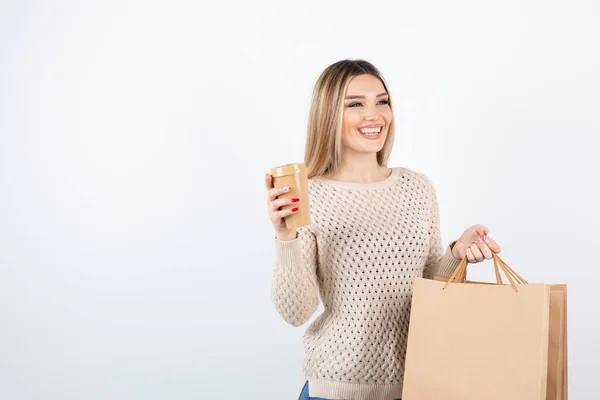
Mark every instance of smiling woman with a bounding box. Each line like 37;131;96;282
264;59;502;400
265;58;504;400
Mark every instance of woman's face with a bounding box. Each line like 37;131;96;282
341;74;393;155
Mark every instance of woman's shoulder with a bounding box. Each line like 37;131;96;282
391;165;430;181
391;166;438;192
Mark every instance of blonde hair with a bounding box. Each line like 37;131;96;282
304;59;395;179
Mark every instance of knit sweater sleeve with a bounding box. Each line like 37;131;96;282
271;226;320;327
421;175;463;280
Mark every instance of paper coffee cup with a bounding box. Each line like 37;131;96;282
270;162;310;229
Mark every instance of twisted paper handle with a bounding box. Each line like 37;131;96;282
443;252;528;292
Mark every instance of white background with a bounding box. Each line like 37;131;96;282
1;0;598;398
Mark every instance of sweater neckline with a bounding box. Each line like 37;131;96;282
313;167;401;189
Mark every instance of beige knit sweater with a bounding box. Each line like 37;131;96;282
271;166;462;400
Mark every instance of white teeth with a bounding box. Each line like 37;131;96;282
358;127;381;134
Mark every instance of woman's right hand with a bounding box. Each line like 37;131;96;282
265;173;299;240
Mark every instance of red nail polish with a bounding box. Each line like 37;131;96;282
291;198;300;203
291;207;299;212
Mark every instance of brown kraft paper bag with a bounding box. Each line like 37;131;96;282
401;252;567;400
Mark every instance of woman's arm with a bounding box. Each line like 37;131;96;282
271;226;320;326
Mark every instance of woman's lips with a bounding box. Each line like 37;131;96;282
358;128;382;140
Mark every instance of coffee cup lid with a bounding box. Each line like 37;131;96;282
270;162;307;177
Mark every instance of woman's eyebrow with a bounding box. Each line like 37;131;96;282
344;92;388;100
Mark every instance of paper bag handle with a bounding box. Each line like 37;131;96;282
442;252;528;292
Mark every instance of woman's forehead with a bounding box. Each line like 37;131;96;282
346;75;386;97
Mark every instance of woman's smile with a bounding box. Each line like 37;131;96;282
357;124;384;139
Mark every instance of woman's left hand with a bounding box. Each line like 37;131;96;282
451;224;502;263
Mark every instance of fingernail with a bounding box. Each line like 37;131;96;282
291;207;299;212
283;186;290;191
477;237;483;243
484;236;490;243
291;198;300;203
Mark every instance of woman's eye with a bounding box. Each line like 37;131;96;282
348;100;389;107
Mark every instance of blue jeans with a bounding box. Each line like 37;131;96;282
298;380;401;400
